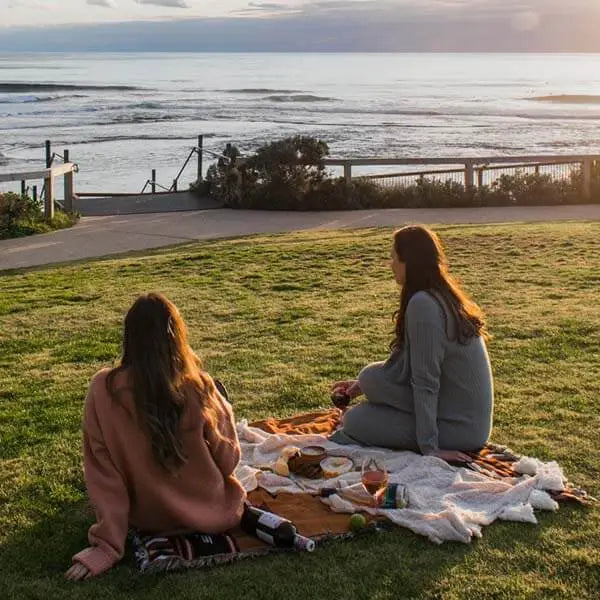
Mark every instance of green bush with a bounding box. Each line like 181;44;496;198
242;136;330;210
0;192;78;240
0;192;42;237
198;136;330;210
202;143;243;207
199;138;600;210
476;172;580;206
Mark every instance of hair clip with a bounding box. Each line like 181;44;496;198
167;317;175;338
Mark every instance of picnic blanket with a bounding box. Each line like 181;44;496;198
249;409;591;505
133;409;591;572
236;410;592;544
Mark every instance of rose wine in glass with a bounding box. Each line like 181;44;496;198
361;455;388;496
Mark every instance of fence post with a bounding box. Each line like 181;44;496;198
44;171;54;220
344;161;352;186
45;140;52;168
151;169;156;194
42;140;52;204
21;180;26;196
582;159;592;201
464;161;474;191
172;178;178;192
32;185;38;203
197;135;203;183
63;149;74;212
477;167;484;188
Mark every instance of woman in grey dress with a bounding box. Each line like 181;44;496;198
330;225;494;463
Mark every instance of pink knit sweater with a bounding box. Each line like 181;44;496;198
72;368;246;576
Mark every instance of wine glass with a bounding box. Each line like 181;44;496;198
361;454;388;497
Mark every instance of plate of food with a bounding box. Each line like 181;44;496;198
320;456;354;478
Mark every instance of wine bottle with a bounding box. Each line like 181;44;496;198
320;483;409;509
241;505;315;552
376;483;409;509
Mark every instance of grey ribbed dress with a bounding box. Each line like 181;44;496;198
330;290;494;454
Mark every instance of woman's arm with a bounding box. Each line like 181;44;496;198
205;398;242;477
69;379;130;578
405;292;447;455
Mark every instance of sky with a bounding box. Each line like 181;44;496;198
1;0;599;51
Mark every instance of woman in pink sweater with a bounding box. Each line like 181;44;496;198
66;293;246;580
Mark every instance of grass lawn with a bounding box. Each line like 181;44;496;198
0;221;599;600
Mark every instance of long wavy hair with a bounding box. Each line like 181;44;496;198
106;293;227;473
390;226;487;352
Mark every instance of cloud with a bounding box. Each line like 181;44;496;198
231;2;302;16
134;0;189;7
249;0;593;21
2;0;600;50
87;0;116;6
249;2;287;7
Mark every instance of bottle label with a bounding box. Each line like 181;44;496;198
257;512;288;529
381;483;408;509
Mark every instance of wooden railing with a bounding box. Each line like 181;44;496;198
0;161;78;219
323;155;600;200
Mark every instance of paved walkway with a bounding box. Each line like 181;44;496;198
2;204;600;271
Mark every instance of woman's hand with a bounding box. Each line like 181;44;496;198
428;449;473;464
331;379;362;399
65;563;92;581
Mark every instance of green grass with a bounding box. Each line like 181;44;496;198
1;222;599;600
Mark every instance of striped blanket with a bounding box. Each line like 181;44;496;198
132;409;591;573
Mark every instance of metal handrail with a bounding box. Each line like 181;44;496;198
138;143;237;194
203;148;233;160
140;179;172;194
169;147;198;192
48;152;64;166
168;146;234;191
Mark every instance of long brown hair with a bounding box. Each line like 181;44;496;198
106;293;227;473
390;226;487;352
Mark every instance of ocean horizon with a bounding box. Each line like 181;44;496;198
2;52;600;195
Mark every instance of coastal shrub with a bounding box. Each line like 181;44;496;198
202;143;243;207
198;136;330;210
199;138;599;210
0;192;42;237
0;192;78;239
242;136;330;209
477;172;580;206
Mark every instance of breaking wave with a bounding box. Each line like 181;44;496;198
529;95;600;104
0;94;71;104
264;94;336;103
225;88;303;94
0;83;144;93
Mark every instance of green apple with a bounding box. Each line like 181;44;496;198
349;513;367;532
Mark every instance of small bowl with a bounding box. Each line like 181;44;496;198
289;445;327;477
299;445;327;464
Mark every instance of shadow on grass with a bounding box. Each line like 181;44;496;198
1;497;593;600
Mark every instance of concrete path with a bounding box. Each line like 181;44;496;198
1;204;599;271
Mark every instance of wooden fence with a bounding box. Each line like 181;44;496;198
0;161;77;219
323;155;600;200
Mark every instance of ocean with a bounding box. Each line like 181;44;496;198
1;52;600;195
